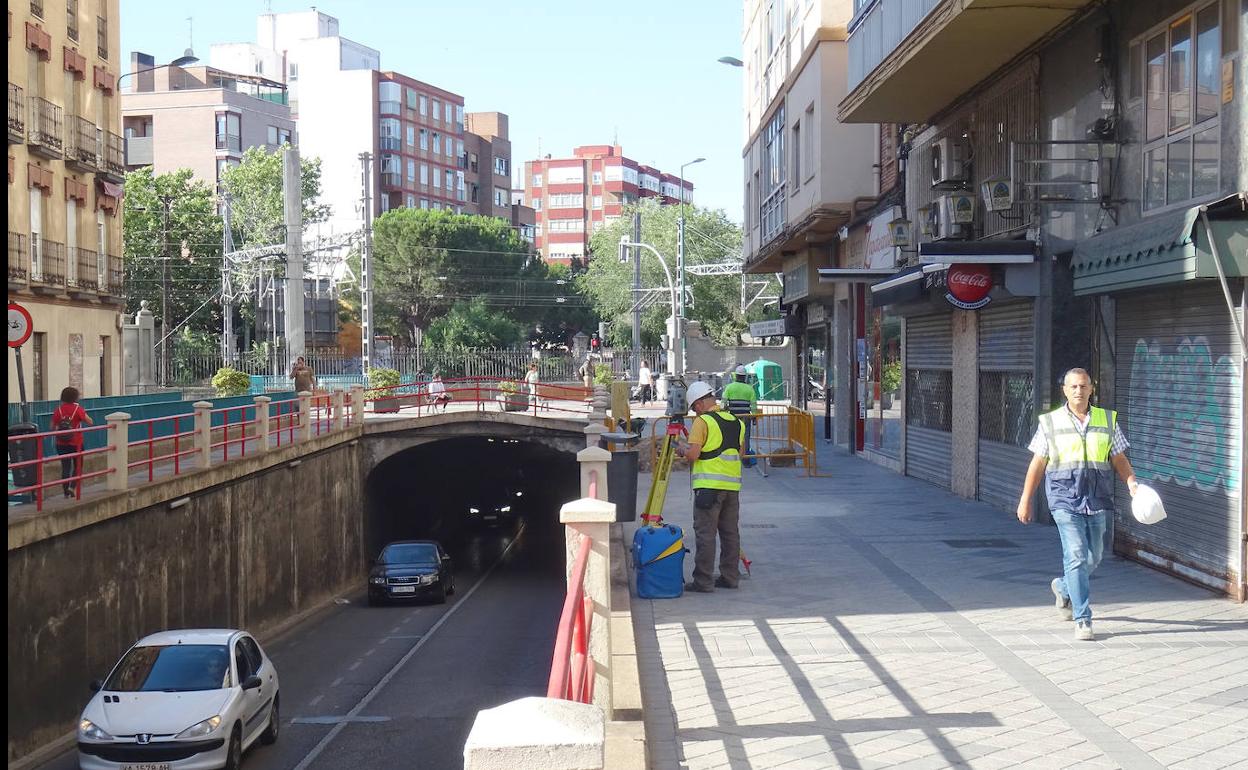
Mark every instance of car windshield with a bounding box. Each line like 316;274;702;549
103;644;231;692
381;543;438;565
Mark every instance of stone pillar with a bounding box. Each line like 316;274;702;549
589;385;610;422
463;697;604;770
193;401;213;468
560;496;616;717
579;446;610;502
253;396;271;453
583;422;606;449
950;309;979;497
105;412;130;491
331;389;345;432
298;391;313;442
350;385;365;424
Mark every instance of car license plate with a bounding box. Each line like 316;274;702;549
391;585;416;594
122;764;171;770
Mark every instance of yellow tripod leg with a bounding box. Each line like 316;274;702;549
641;432;676;527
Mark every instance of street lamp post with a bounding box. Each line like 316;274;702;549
677;157;704;376
619;236;679;376
117;49;200;91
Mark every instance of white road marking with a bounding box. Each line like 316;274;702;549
291;528;525;770
348;660;362;671
330;677;343;687
293;715;391;725
364;648;375;657
308;694;324;707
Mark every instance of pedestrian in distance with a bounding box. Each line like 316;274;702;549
579;355;594;393
51;387;93;498
289;355;317;393
721;365;759;468
525;362;541;411
678;381;746;593
1016;367;1140;641
637;359;654;405
429;372;451;412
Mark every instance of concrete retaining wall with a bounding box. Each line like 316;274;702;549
6;431;365;763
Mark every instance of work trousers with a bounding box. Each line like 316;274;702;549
691;489;741;590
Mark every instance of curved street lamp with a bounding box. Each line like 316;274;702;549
619;236;680;375
717;56;744;67
118;49;199;88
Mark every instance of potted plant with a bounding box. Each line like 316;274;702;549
367;367;403;413
880;360;902;411
211;367;252;397
496;379;529;412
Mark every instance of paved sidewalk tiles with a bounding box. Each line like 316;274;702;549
632;446;1248;769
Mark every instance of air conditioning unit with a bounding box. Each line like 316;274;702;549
931;138;968;186
931;193;975;240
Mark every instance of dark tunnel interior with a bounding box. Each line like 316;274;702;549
363;437;581;572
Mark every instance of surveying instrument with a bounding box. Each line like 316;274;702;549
639;377;753;577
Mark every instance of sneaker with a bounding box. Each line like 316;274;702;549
714;577;738;589
684;582;713;593
1075;622;1095;641
1051;578;1073;621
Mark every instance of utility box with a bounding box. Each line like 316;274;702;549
746;358;785;401
8;422;40;491
599;431;640;523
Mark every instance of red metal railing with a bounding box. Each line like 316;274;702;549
127;414;200;482
7;424;116;510
547;534;595;704
309;393;333;436
365;376;593;417
210;405;256;462
269;399;300;447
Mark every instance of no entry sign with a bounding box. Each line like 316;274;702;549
8;302;33;347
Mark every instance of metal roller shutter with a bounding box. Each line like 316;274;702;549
906;314;953;489
1114;282;1243;594
977;302;1036;509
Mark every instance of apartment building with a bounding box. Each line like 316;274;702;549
834;0;1245;597
8;0;124;402
121;55;296;189
375;71;466;215
464;111;512;219
524;144;693;264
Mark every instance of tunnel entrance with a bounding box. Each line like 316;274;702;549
363;437;580;571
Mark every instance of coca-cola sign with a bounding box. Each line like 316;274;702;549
944;263;993;309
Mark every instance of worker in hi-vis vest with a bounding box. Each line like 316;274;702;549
1016;368;1139;642
677;381;746;592
721;365;758;468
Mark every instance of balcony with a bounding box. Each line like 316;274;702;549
30;236;66;290
67;247;99;292
65;116;101;172
99;254;123;296
125;135;153;167
102;131;124;180
27;97;63;159
9;232;28;283
8;84;24;143
840;0;1091;123
380;171;403;191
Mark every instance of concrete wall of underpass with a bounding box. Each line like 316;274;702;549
6;431;365;763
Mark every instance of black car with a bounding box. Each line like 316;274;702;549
465;487;525;529
367;540;455;605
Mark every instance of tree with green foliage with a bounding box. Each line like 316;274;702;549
122;167;224;337
424;298;524;350
580;200;779;347
219;144;332;247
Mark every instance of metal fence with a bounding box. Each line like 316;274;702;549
170;347;666;386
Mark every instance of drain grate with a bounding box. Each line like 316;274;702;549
742;523;778;529
942;538;1020;549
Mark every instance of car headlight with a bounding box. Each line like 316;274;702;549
175;715;222;739
500;505;511;513
370;576;386;585
79;719;113;742
426;574;439;583
469;507;480;514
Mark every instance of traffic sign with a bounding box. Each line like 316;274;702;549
8;302;33;348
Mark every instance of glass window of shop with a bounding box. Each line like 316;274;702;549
865;294;901;457
805;323;828;413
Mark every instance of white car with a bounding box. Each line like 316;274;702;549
77;629;280;770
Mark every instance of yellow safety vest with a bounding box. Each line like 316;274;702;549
692;411;744;491
1040;405;1117;512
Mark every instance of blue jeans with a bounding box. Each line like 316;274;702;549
1051;509;1109;623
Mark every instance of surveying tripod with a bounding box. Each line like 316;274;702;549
638;382;753;577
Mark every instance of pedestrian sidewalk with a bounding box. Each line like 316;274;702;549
630;445;1248;770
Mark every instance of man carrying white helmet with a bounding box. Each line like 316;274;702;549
678;380;746;592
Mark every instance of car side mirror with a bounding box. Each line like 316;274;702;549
89;679;102;692
242;675;262;691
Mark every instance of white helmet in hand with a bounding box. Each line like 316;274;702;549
686;381;715;407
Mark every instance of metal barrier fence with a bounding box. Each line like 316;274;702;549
364;376;592;417
647;405;816;476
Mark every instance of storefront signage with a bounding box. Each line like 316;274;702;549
783;262;809;301
8;302;33;347
865;206;902;269
750;319;789;338
944;264;993;309
807;303;826;325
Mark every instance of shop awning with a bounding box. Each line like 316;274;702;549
869;264;947;306
919;239;1037;264
817;267;897;283
1072;195;1247;296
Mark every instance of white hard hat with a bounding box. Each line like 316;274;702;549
735;365;747;376
686;381;715;405
1131;483;1167;525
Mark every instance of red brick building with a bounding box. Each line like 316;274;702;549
376;71;466;214
523;144;692;264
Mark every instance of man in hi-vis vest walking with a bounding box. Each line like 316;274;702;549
1016;368;1139;641
678;381;746;593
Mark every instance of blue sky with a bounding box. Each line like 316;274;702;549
120;0;746;221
